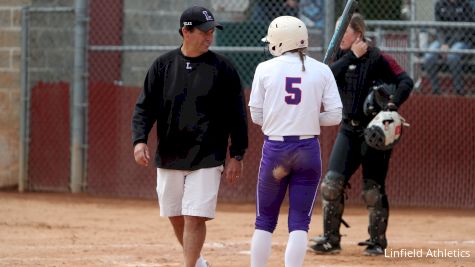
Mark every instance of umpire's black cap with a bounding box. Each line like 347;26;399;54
179;6;223;32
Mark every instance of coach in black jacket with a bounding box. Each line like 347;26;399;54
131;6;248;267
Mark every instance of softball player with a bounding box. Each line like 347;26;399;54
248;16;342;267
309;13;414;256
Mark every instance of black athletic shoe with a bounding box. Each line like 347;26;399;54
363;244;384;256
309;236;341;254
358;239;385;256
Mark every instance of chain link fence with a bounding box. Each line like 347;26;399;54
23;0;475;207
23;6;75;192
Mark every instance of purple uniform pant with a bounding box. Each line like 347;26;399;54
255;136;322;233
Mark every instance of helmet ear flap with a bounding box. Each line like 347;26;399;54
269;42;282;56
268;43;278;56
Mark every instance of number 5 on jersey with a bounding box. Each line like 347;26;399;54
285;77;301;105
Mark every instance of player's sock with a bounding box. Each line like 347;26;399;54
195;255;207;267
250;229;273;267
284;230;308;267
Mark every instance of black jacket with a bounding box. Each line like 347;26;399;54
132;48;248;170
331;46;413;123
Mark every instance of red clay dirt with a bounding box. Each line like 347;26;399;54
0;192;474;267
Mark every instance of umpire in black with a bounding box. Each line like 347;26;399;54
131;6;248;267
309;13;413;256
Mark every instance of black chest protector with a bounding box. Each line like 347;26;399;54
338;48;380;121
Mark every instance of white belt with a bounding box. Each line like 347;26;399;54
266;135;315;141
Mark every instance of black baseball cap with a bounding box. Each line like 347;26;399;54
179;6;223;32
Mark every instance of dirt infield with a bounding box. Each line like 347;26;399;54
0;192;474;267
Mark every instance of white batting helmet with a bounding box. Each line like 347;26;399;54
261;16;308;57
364;111;407;150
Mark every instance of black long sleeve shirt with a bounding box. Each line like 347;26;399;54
132;48;248;170
330;46;414;122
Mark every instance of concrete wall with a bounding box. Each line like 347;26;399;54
416;0;435;21
121;0;212;86
0;0;75;189
28;0;74;85
0;1;31;188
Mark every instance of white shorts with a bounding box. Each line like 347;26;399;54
156;165;224;219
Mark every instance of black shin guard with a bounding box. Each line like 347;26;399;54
321;171;346;244
362;179;389;248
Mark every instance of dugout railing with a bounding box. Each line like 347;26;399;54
366;20;475;95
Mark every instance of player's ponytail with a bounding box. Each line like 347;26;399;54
298;49;306;71
286;48;307;71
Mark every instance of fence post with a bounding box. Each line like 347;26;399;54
409;0;417;79
70;0;88;193
19;7;30;192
